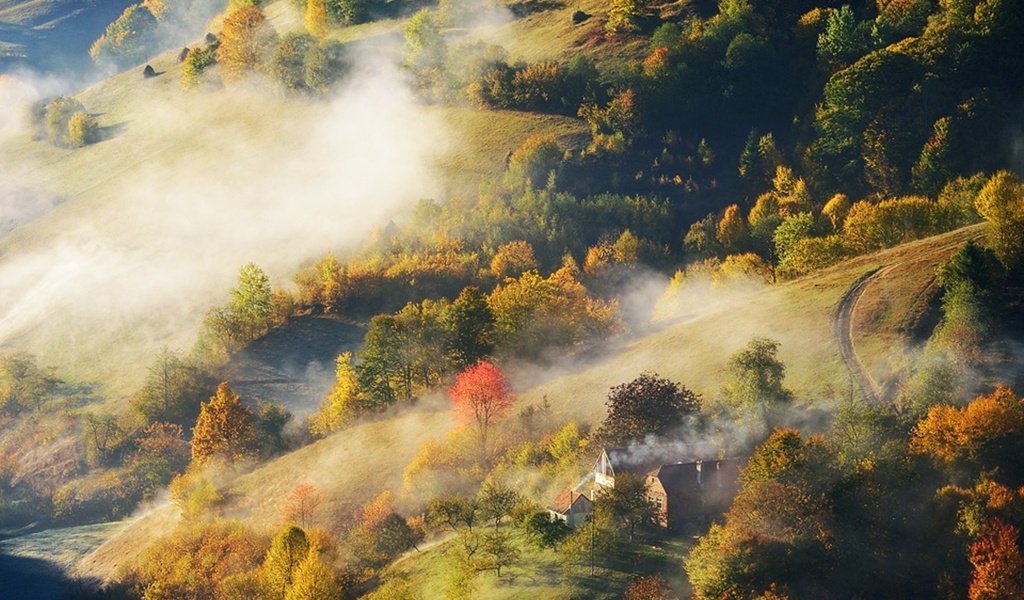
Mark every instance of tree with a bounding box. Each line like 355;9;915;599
0;352;54;415
271;33;315;91
595;372;700;446
357;314;408;407
490;241;538;279
232;262;273;342
309;352;363;437
716;204;748;253
191;382;259;465
43;96;86;147
426;495;478;532
449;362;515;455
720;337;792;422
285;547;341;600
89;4;159;68
262;525;310;599
505;135;561;190
772;212;816;266
132;348;213;427
281;483;325;529
598;472;657;542
403;8;446;89
129;422;190;493
969;518;1024;600
478;529;519;577
817;5;869;70
606;0;648;33
477;482;521;527
217;6;278;83
67;111;98;147
182;45;217;89
444;287;495;369
304;0;328;38
974;171;1024;270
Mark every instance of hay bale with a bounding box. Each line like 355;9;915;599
571;10;589;24
178;47;190;63
204;32;218;44
142;64;156;79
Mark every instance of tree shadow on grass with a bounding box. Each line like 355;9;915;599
0;552;76;600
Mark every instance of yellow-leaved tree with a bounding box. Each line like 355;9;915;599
191;382;258;465
217;7;278;83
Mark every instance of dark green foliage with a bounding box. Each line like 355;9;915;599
933;241;1005;364
594;372;700;445
445;287;495;369
521;510;570;548
817;5;871;70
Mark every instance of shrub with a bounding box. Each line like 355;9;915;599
43;96;86;146
67;111;98;147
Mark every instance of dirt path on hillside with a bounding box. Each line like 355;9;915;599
834;267;894;404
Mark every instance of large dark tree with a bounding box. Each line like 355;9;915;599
594;372;700;445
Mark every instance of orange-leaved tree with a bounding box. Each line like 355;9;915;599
191;382;258;466
449;361;515;455
281;483;325;530
969;518;1024;600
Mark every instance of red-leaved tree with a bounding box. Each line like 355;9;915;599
448;361;515;455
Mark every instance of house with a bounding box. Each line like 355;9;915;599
643;459;745;529
592;445;746;530
547;487;593;527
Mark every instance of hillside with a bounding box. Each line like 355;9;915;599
78;224;983;584
0;0;592;398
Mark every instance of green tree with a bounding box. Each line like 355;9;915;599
403;9;446;88
132;348;213;427
505;135;561;190
0;352;54;415
817;5;869;70
356;315;406;407
720;337;792;421
231;262;273;342
444;287;495;369
477;482;521;527
191;382;259;465
595;372;700;445
271;33;315;92
478;529;519;577
598;472;656;542
309;352;362;437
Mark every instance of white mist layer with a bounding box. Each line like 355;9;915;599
0;59;448;388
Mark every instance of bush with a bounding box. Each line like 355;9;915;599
89;4;159;68
43;96;86;147
182;45;217;89
67;111;98;147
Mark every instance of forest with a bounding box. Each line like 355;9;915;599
1;0;1024;598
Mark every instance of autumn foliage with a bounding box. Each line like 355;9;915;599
449;361;515;450
191;382;258;466
969;518;1024;600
